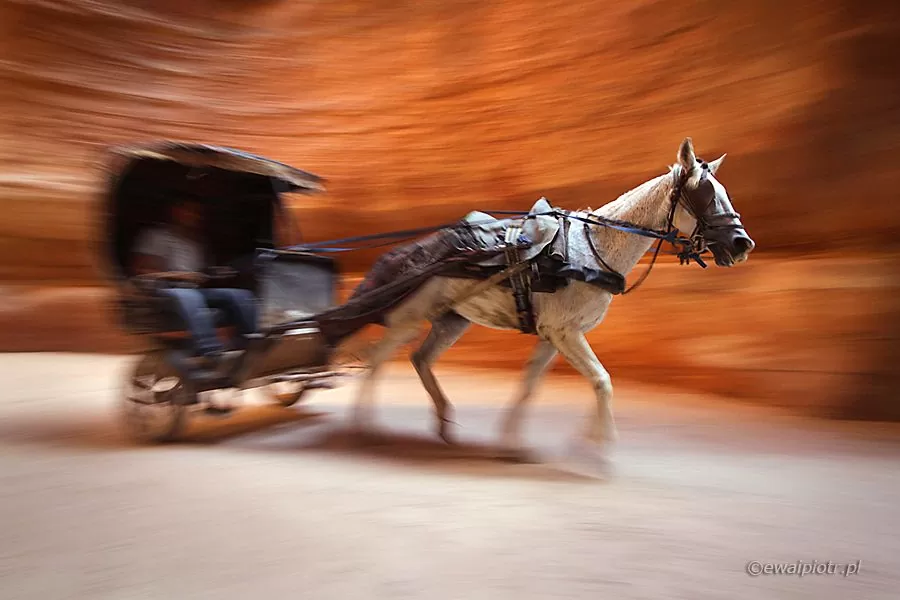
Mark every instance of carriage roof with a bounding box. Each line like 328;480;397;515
105;141;326;194
102;141;325;281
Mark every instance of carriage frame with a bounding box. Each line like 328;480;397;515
103;141;353;442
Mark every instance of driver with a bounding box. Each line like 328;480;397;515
132;197;258;371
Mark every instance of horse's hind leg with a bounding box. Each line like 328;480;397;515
352;321;421;436
499;339;558;457
410;312;471;444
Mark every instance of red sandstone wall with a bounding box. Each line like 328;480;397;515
1;0;898;418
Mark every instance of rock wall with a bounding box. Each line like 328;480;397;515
2;0;899;418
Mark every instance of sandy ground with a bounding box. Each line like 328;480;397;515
1;353;899;600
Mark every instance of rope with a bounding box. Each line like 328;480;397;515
283;195;710;311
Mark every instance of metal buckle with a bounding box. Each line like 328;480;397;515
690;233;708;254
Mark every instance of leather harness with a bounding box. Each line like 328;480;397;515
503;222;538;334
294;162;739;339
501;161;735;335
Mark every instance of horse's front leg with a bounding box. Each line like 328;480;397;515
499;339;558;459
542;329;617;464
410;312;471;443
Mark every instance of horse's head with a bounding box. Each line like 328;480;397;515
671;138;755;267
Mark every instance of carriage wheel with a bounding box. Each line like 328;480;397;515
120;352;190;443
264;381;309;408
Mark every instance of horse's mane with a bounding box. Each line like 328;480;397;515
569;168;674;220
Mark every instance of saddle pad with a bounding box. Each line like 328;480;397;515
462;197;561;267
542;221;626;294
444;201;626;295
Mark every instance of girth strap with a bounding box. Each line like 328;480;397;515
504;222;537;334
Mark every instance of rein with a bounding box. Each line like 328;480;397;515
287;214;681;253
289;209;700;259
289;168;712;294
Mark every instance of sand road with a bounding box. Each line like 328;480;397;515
0;353;898;599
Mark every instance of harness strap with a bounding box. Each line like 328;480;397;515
426;262;530;322
288;177;713;315
504;222;537;334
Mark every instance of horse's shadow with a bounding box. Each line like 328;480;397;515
241;424;603;482
0;400;603;481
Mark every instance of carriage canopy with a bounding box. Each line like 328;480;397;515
102;141;325;280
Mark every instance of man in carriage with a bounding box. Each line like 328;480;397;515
131;195;259;374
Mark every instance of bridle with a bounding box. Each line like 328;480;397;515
672;159;744;256
586;159;743;294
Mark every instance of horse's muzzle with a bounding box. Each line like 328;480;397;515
707;228;755;266
731;235;755;262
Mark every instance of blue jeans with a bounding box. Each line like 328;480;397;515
158;288;258;357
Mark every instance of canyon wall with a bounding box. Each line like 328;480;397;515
2;0;898;418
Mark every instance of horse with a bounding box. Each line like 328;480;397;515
347;138;755;464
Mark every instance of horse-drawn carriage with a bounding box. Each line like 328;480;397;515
104;138;754;455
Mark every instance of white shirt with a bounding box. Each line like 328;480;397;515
133;227;204;273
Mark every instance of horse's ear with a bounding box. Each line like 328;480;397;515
707;153;726;175
677;137;696;172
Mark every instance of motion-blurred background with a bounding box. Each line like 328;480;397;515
2;0;898;419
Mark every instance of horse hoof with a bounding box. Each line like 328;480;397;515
437;420;457;445
560;442;614;479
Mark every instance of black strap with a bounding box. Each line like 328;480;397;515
504;223;537;334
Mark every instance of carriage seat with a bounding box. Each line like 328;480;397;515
118;291;235;339
461;197;562;267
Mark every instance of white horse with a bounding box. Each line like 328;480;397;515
349;138;755;461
